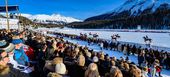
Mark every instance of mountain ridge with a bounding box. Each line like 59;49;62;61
69;0;170;29
21;13;82;24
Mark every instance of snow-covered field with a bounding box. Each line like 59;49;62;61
37;28;170;51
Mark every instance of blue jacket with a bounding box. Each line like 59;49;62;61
14;47;29;66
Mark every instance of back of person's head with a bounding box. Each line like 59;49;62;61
0;64;10;76
77;54;85;66
100;54;105;60
85;63;99;77
74;47;80;55
86;51;91;58
111;60;116;66
47;72;62;77
93;56;99;63
112;57;117;61
52;57;63;65
129;64;141;77
110;67;123;77
124;63;129;70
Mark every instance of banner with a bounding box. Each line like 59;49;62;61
0;5;19;12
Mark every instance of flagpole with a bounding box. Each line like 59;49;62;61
16;6;20;31
5;0;10;31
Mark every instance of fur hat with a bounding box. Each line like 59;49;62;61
55;63;66;75
93;56;99;63
0;40;15;53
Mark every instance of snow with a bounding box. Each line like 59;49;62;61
42;29;170;77
152;0;170;12
57;29;170;48
115;0;137;13
0;18;19;29
36;28;170;51
21;13;82;23
131;0;155;15
106;0;170;16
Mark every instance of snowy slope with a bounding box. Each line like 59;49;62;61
21;13;81;24
131;0;155;15
152;0;170;12
114;0;137;13
108;0;170;15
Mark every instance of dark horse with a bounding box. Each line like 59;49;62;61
115;34;120;38
143;35;152;43
111;34;120;41
93;33;99;38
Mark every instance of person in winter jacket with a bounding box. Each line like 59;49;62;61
0;40;31;77
12;38;29;66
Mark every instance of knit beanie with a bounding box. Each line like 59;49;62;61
0;40;15;53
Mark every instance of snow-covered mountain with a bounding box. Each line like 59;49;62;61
113;0;170;15
86;0;170;21
21;14;81;24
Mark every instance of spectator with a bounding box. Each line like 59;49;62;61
85;63;100;77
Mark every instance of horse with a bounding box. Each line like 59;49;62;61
115;34;120;38
143;35;152;43
111;34;120;42
93;33;99;38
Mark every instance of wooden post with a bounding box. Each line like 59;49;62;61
16;6;20;31
5;0;10;31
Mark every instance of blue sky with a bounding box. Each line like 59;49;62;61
0;0;125;20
